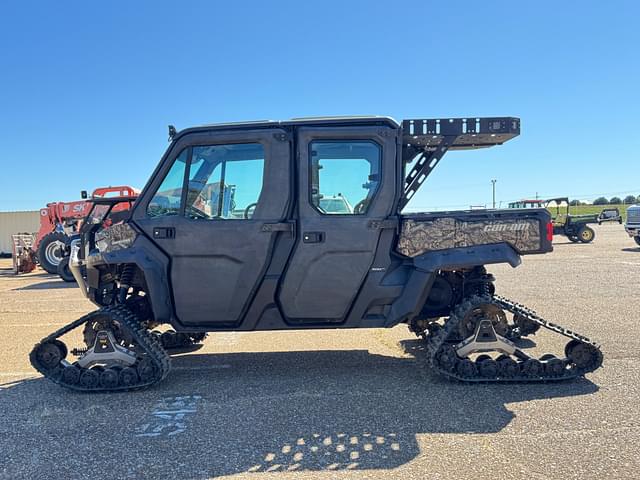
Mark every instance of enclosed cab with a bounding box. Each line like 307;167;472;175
30;116;603;392
73;117;546;331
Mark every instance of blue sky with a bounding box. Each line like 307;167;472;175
1;1;638;211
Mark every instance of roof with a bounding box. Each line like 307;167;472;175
175;116;400;137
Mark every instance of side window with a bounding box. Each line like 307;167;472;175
185;143;265;220
310;141;381;215
147;149;189;217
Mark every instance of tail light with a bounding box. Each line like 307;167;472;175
546;222;554;242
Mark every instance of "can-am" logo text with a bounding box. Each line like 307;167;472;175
483;223;530;232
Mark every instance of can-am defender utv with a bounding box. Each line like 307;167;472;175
30;116;603;391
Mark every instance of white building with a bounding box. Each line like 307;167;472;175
0;211;40;255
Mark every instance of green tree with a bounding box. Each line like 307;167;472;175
609;196;622;205
593;197;609;205
624;195;637;204
569;199;582;206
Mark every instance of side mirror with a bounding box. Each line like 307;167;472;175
80;190;88;199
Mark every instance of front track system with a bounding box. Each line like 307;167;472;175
30;305;172;392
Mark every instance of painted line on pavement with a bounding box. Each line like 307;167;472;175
135;395;203;438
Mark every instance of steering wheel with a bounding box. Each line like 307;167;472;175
244;202;258;219
186;204;209;220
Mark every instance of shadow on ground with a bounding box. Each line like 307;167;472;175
0;268;76;289
0;344;598;479
12;280;77;290
621;247;640;253
0;268;53;279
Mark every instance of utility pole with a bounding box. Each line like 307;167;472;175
491;179;497;209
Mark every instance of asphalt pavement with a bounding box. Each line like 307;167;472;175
1;223;638;479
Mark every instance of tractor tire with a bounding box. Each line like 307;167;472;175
578;226;595;243
634;236;640;246
37;232;68;274
57;257;76;283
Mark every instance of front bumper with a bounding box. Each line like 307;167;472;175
624;225;640;237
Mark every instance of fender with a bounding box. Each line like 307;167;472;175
412;243;521;272
99;236;173;324
386;243;521;327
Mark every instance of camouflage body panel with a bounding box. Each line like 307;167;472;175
397;215;542;257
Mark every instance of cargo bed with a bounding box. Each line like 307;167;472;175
397;209;552;257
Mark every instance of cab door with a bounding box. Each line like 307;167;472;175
133;128;291;327
278;125;397;323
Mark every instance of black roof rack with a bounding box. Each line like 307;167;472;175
399;117;520;210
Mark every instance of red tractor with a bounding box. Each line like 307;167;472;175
35;186;138;274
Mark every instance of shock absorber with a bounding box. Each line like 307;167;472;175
464;266;495;297
117;264;135;304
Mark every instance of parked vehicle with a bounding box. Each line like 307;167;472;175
625;204;640;246
30;116;602;392
546;198;598;243
319;194;354;214
509;197;597;243
35;186;138;275
597;207;622;224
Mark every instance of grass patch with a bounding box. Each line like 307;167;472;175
546;204;630;221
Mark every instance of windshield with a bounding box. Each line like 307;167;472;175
85;204;111;225
81;201;135;233
319;197;353;214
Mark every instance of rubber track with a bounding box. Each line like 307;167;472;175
30;305;171;392
426;295;603;382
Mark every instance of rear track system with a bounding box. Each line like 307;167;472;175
424;295;603;382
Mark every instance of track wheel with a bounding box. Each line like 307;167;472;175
119;367;139;387
34;341;66;371
547;359;566;376
565;340;599;369
100;368;120;388
456;359;477;378
137;358;156;382
514;313;540;336
189;332;207;343
477;355;498;378
496;355;519;377
522;358;543;377
161;330;178;349
175;333;190;346
62;364;81;385
436;345;458;372
79;369;99;389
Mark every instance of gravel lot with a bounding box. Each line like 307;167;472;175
1;223;638;480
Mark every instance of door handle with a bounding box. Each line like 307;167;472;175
153;227;175;239
261;222;294;234
303;232;324;243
